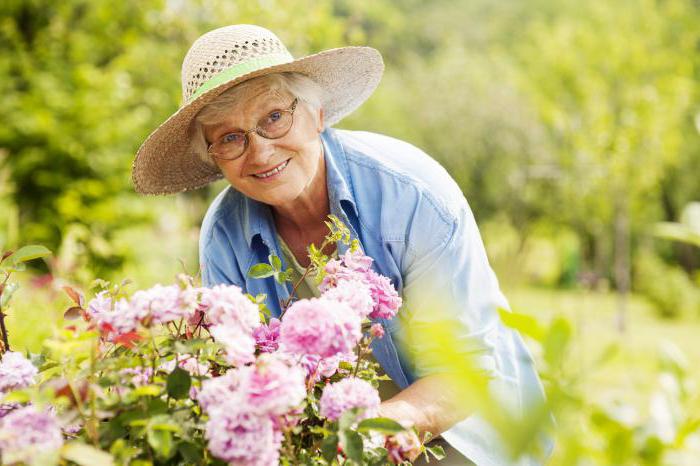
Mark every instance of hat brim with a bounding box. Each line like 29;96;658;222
132;46;383;195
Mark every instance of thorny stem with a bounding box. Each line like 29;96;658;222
281;266;314;314
192;312;205;338
175;318;184;337
0;271;13;353
88;337;99;446
353;342;364;378
280;238;334;315
148;328;161;384
353;335;375;378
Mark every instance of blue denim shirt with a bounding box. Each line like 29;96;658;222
199;128;549;466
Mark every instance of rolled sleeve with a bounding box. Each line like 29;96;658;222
398;201;550;466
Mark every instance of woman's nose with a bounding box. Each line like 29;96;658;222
245;132;276;163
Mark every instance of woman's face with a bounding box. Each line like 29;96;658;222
203;83;324;207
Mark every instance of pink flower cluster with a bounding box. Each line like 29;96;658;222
299;352;357;383
200;285;262;366
320;249;402;320
87;291;146;339
198;353;306;465
131;284;198;324
319;377;380;422
205;409;282;466
0;351;38;393
253;318;281;353
87;284;199;340
0;352;37;420
0;406;63;464
86;283;263;364
279;298;361;359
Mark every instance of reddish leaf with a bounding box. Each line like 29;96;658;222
64;306;83;320
62;286;84;307
51;378;89;406
113;331;143;349
0;250;13;263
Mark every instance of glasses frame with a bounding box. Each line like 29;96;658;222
207;98;299;161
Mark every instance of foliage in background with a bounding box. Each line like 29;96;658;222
1;0;698;306
502;310;700;465
0;244;52;352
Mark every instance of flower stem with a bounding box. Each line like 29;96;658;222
280;238;334;315
0;272;12;353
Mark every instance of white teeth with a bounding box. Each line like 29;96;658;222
253;160;289;178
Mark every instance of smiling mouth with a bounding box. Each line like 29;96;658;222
252;159;290;179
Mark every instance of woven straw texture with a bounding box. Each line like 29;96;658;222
132;24;384;195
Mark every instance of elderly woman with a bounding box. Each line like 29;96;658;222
133;25;547;465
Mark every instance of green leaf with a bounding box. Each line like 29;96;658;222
148;414;182;434
10;245;52;264
426;444;446;460
4;261;26;272
339;429;363;463
338;408;361;431
166;366;191;400
357;417;406;435
147;428;175;459
62;441;114;466
498;308;545;341
131;385;162;397
248;263;275;279
178;442;202;463
321;434;339;463
543;317;572;368
108;438;141;464
173;338;212;355
274;268;295;284
0;282;19;308
2;389;31;403
269;254;282;271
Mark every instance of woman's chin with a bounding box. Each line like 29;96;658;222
249;184;305;208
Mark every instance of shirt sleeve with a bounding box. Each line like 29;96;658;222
398;199;541;418
397;200;552;465
199;223;243;288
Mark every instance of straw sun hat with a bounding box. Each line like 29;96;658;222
132;24;384;195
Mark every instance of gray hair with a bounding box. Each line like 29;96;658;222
189;72;326;167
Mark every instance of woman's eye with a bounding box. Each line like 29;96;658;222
267;111;282;123
222;133;243;144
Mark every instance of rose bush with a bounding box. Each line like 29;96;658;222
0;219;445;465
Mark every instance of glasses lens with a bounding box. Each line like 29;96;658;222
212;132;246;160
258;110;293;139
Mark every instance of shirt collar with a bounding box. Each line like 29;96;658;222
240;128;358;249
321;128;358;218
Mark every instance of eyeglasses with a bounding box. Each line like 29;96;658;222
207;98;299;161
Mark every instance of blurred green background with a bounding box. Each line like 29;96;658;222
1;0;699;463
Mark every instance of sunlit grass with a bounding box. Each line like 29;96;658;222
506;286;700;410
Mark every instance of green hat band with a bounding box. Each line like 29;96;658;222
189;52;294;102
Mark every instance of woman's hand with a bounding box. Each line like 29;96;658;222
378;374;470;439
